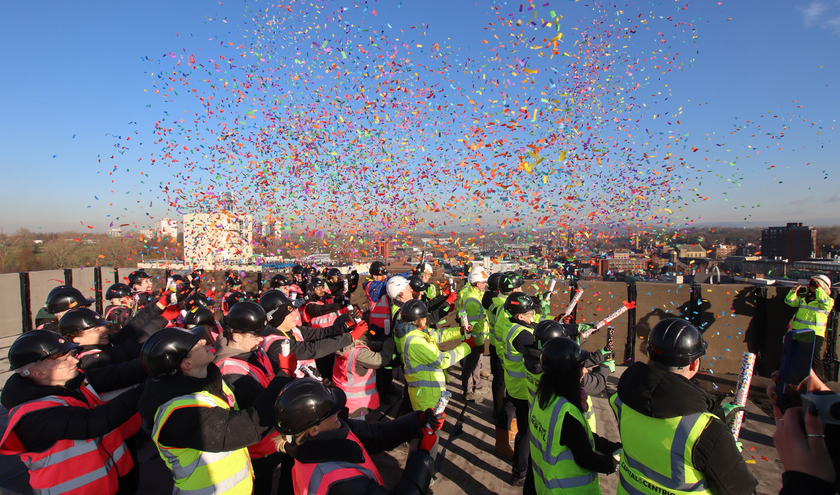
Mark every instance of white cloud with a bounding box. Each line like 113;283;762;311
801;1;840;34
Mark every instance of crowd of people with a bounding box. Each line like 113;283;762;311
0;264;836;494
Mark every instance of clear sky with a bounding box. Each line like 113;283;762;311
1;0;837;234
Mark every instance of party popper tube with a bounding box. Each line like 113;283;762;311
594;301;636;330
728;352;756;440
563;288;585;317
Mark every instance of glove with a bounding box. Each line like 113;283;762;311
445;291;458;305
420;408;446;431
175;284;194;303
161;305;181;321
721;401;745;422
418;429;437;453
539;299;550;315
463;335;476;349
460;324;473;336
598;347;611;359
350;322;368;341
602;360;616;373
348;307;363;322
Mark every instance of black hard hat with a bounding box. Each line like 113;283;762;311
487;272;502;292
58;308;109;337
274;378;346;435
534;320;569;349
8;330;79;370
227;301;267;334
292;264;305;275
309;277;325;291
498;271;524;293
370;261;387;276
183;293;210;313
326;268;342;280
505;292;536;315
183;307;216;329
140;326;205;379
259;290;295;326
541;337;590;373
400;299;429;322
170;274;185;284
127;270;151;286
225;271;242;286
45;286;94;314
105;283;132;300
408;276;428;293
188;269;205;286
270;274;291;288
224;291;247;308
647;318;707;367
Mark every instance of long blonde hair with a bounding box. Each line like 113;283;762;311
272;429;312;453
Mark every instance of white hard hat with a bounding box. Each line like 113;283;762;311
417;262;433;274
811;274;831;292
386;276;410;299
468;267;489;284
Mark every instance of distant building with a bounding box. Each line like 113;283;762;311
379;242;391;259
108;228;122;238
761;222;817;261
712;244;737;259
183;213;254;268
677;244;706;259
154;218;179;239
613;249;631;259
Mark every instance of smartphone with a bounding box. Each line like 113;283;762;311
776;329;816;411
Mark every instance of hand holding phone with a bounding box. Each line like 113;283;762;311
775;329;816;411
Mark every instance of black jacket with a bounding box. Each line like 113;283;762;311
305;297;345;320
481;291;498;311
262;324;352;373
286;413;433;495
0;361;147;453
213;339;289;409
138;364;291;452
615;362;758;495
77;302;166;370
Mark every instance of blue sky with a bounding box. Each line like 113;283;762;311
0;0;837;234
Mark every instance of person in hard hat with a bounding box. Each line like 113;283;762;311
610;318;757;495
260;289;362;379
785;274;835;380
486;272;519;460
38;285;94;331
275;378;441;495
414;262;437;300
397;299;474;412
529;337;621;494
213;301;289;494
500;292;540;486
127;270;156;311
459;267;492;402
104;282;134;329
0;330;147;494
138;326;292;494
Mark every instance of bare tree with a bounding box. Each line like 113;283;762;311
43;239;81;269
100;237;136;266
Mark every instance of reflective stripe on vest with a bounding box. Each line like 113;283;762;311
369;296;391;333
151;385;253;494
217;351;274;388
0;382;132;495
292;430;383;495
611;394;713;495
305;300;340;329
529;395;600;494
262;330;316;378
332;342;379;414
402;331;451;410
503;323;531;400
